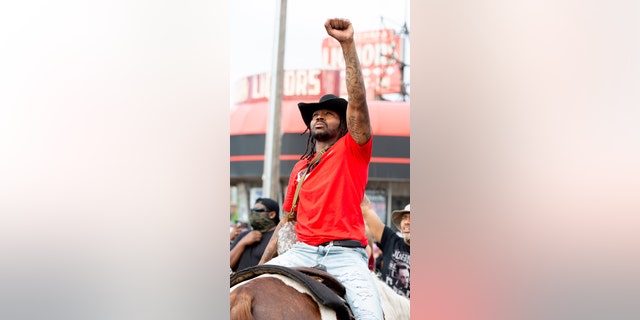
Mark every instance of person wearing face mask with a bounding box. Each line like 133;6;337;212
361;195;411;298
230;198;280;273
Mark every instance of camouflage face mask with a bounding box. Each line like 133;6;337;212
249;211;276;233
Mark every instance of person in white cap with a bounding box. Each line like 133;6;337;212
361;195;411;298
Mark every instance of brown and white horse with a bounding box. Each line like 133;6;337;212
230;266;410;320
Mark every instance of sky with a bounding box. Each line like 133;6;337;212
230;0;410;91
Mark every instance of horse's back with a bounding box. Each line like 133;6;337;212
374;275;411;320
230;274;336;320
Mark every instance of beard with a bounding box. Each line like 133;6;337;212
311;120;341;142
312;130;332;141
403;232;410;245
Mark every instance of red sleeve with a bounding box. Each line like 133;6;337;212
345;133;373;163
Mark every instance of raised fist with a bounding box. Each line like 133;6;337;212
324;18;354;43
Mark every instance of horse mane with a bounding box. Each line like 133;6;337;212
230;288;253;320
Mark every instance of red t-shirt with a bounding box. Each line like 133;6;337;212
283;134;372;247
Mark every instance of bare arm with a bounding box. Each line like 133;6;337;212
230;231;262;271
325;18;372;145
258;213;291;265
361;195;384;243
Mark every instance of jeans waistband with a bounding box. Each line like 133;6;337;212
319;240;365;248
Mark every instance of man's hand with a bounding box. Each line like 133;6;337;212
324;18;354;43
325;17;371;145
239;230;262;246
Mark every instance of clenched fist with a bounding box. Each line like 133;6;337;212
324;18;354;43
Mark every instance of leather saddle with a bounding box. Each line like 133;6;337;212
230;264;354;320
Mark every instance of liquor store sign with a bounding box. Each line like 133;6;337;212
322;29;403;96
234;69;340;104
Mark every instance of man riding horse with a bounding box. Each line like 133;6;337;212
258;18;384;320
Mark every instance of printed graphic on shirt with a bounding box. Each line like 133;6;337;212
295;168;306;183
295;158;324;183
385;249;410;297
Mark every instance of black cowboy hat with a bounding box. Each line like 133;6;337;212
297;94;347;128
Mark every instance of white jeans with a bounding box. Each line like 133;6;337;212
266;241;384;320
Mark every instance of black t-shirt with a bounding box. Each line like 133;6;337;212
378;227;411;298
230;229;275;272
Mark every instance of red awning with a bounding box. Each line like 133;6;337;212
230;100;409;137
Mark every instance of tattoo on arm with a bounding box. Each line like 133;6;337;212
261;239;277;262
259;218;286;264
342;42;372;144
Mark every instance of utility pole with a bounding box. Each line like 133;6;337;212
262;0;287;200
401;0;410;100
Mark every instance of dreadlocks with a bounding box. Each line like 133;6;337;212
300;114;348;161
